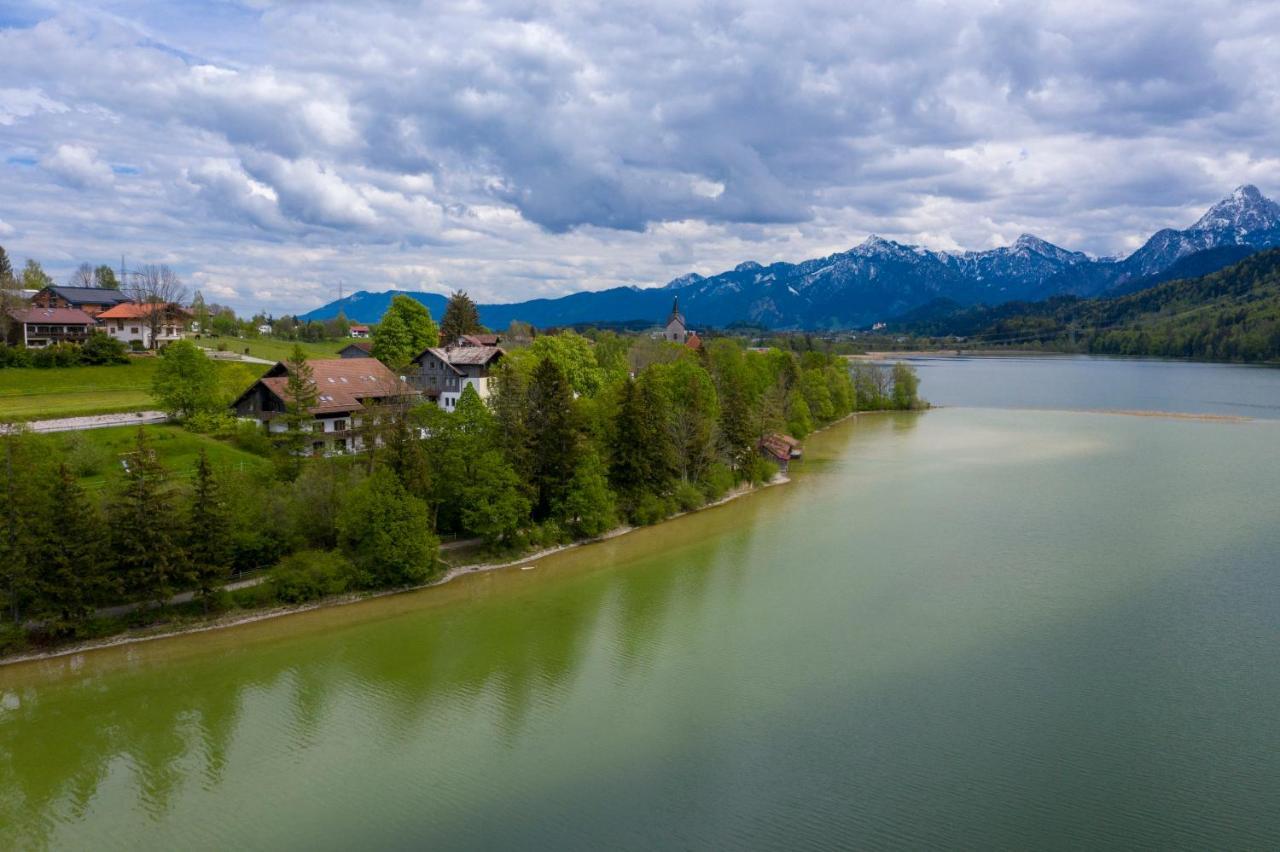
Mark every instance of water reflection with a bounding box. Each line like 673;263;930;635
0;472;776;846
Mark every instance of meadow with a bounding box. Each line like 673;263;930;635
198;336;349;363
54;423;271;489
0;359;263;421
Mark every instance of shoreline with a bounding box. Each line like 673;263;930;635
0;465;798;667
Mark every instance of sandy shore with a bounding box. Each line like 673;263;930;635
0;470;794;666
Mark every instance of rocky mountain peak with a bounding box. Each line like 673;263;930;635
1192;184;1280;233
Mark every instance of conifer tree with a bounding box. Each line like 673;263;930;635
0;431;40;625
490;361;534;488
0;245;13;285
186;450;232;609
527;357;579;519
111;429;185;606
276;345;318;476
31;465;112;633
609;376;674;505
439;291;482;345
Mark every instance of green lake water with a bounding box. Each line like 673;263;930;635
3;360;1280;849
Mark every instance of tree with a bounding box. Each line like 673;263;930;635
439;291;483;345
652;358;719;482
126;264;187;349
559;452;617;538
186;450;232;609
382;407;432;503
372;295;438;369
69;262;94;287
609;376;674;508
527;357;580;518
330;310;351;340
21;259;53;290
460;450;530;546
191;290;210;335
152;339;219;419
31;464;112;633
0;245;13;285
336;469;437;587
371;309;413;370
110;429;185;606
786;389;813;438
276;345;319;477
94;264;119;290
518;332;606;397
891;362;921;410
0;430;40;625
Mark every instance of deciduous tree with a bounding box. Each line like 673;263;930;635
152;339;219;419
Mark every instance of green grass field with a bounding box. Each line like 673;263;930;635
0;359;265;422
53;423;271;489
198;336;348;363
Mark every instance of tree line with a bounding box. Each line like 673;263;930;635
0;317;922;651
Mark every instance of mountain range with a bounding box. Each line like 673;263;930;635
299;185;1280;330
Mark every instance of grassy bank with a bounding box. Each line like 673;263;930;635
198;336;347;363
52;423;271;488
0;359;263;421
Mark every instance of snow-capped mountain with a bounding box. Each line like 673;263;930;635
301;186;1280;329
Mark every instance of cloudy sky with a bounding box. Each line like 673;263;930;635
2;0;1279;315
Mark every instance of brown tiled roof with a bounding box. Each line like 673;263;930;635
459;333;500;346
96;302;192;320
253;358;420;415
340;340;373;353
7;307;97;325
684;331;702;350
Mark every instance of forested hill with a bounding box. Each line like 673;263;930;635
896;248;1280;362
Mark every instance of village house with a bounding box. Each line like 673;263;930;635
455;333;502;347
231;358;420;455
409;344;504;410
338;340;373;358
4;306;97;348
95;302;191;349
30;285;130;318
349;325;370;339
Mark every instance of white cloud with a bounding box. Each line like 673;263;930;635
0;0;1278;315
40;144;114;190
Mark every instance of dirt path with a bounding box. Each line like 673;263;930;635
5;410;169;433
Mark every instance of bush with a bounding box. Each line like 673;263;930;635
31;342;82;368
699;462;735;502
186;410;238;435
228;419;273;456
216;340;228;351
62;432;111;477
0;622;28;656
80;332;129;365
673;481;705;512
0;344;33;368
629;492;669;526
230;581;278;609
269;549;359;603
130;340;146;352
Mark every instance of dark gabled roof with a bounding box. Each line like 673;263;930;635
41;286;131;306
458;333;501;346
235;358;419;415
339;341;373;355
410;344;504;372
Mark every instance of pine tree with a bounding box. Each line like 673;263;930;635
31;465;112;634
276;345;318;476
0;245;13;285
527;357;579;519
111;430;185;606
0;431;40;625
439;291;482;345
186;450;232;609
609;376;674;504
490;361;534;488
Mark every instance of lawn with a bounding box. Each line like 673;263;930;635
197;336;349;363
52;423;271;490
0;359;264;422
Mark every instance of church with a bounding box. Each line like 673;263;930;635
662;297;700;349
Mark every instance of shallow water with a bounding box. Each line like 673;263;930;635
2;359;1279;849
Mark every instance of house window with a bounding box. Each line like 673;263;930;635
333;419;347;432
131;326;139;334
116;320;124;330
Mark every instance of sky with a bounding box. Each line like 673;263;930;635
2;0;1279;316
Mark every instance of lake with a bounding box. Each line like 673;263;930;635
2;357;1279;849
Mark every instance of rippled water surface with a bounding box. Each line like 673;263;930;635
2;359;1279;849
